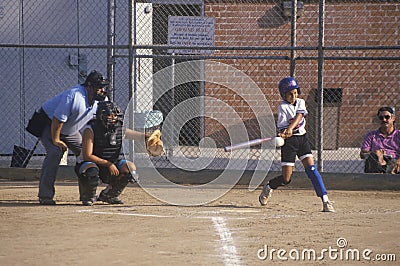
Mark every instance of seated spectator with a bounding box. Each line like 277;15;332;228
360;106;400;174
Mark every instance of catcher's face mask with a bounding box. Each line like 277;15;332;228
96;101;124;145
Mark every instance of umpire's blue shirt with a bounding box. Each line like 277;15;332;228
41;84;100;135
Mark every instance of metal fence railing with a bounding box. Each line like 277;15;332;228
1;0;399;174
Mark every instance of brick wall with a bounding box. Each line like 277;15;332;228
203;1;399;148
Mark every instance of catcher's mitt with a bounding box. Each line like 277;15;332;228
146;129;164;156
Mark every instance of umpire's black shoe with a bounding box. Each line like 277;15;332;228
39;198;56;205
82;200;94;206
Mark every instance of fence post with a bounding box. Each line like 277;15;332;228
107;0;116;101
317;0;325;171
127;0;136;162
290;0;298;77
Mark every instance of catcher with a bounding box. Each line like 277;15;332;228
75;101;163;206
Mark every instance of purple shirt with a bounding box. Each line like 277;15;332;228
361;129;400;159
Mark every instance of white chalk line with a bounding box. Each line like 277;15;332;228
77;208;298;220
76;208;399;266
78;209;243;265
77;209;253;220
77;209;174;218
198;209;260;213
212;216;241;266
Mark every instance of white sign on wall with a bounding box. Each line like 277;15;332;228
168;16;215;55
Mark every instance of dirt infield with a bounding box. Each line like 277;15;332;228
0;180;399;266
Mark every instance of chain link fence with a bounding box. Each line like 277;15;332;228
0;0;399;174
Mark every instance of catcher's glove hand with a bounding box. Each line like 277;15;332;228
146;129;164;156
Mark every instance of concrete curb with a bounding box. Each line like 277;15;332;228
1;167;399;191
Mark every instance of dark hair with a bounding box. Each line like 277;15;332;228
377;106;395;116
84;70;109;88
377;106;396;126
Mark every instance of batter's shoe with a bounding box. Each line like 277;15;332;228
259;185;273;206
98;191;124;204
323;201;335;212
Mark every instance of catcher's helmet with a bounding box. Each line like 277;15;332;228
96;101;124;132
278;77;300;99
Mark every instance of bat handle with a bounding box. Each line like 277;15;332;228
224;146;231;152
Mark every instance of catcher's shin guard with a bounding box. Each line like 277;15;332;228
305;165;327;197
77;164;99;203
99;176;129;204
116;160;139;183
127;170;139;183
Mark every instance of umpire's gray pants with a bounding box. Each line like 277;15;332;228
38;124;82;199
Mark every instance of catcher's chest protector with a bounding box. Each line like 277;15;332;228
92;121;123;164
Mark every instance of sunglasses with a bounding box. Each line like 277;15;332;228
378;115;391;121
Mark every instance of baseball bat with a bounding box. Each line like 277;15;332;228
224;137;272;152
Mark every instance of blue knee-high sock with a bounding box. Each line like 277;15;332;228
305;165;327;197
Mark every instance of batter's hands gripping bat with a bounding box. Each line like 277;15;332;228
224;137;285;152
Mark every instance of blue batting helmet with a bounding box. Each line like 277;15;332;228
278;77;300;99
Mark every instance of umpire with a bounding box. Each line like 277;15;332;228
36;71;108;205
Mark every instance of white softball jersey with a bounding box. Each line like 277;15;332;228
277;98;308;136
